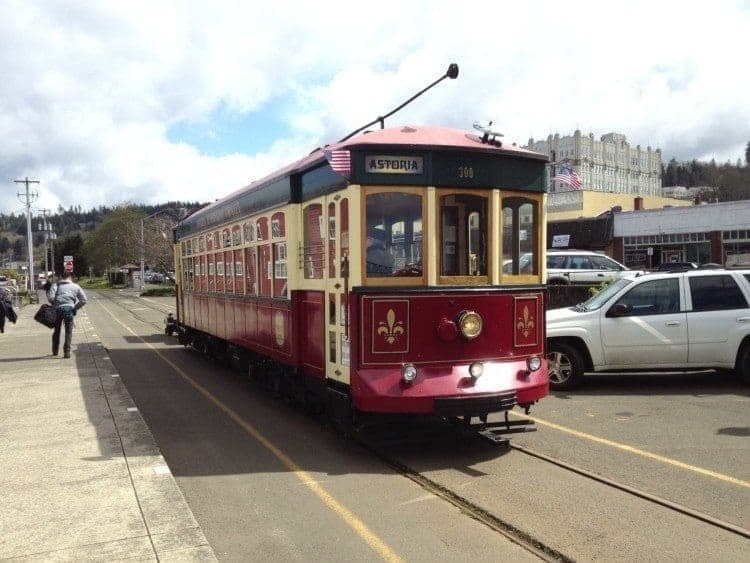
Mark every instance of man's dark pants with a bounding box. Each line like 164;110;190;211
52;314;74;356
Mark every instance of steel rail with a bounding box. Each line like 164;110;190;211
511;443;750;540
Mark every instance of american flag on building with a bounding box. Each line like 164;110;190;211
324;149;351;176
551;166;582;190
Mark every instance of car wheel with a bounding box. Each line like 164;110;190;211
736;342;750;384
546;341;585;390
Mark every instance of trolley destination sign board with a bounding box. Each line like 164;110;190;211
366;155;424;174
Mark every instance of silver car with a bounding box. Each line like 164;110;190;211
546;249;638;285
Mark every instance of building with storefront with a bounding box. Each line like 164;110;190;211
612;200;750;269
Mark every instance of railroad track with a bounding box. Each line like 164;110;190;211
352;419;750;563
89;290;174;333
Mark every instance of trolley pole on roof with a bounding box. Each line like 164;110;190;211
338;63;459;142
15;177;39;298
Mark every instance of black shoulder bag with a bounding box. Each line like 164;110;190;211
34;285;60;329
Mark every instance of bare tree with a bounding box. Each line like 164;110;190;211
143;214;177;273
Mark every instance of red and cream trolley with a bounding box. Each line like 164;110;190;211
174;124;549;435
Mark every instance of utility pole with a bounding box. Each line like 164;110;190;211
15;177;39;298
38;209;51;278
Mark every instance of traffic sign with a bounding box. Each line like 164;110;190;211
64;261;74;272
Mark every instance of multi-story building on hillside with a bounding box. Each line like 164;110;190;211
526;130;662;196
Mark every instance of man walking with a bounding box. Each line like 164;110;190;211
46;271;87;358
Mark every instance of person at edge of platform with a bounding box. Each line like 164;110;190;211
0;285;17;333
45;271;87;358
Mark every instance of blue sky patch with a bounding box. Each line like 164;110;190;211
168;101;289;156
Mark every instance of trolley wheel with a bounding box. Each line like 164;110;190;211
546;341;585;391
736;342;750;384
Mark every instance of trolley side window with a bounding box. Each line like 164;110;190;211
502;197;539;275
274;242;288;298
233;250;244;293
440;193;488;277
365;192;422;278
245;247;257;295
328;202;336;279
304;204;325;279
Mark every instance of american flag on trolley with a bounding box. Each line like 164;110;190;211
324;149;351;176
551;166;582;189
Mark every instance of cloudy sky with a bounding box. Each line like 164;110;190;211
2;0;748;215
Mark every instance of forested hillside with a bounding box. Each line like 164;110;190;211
661;140;750;201
0;201;204;275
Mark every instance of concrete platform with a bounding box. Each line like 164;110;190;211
0;301;215;561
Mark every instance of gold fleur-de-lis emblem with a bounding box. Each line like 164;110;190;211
516;305;535;337
377;308;405;344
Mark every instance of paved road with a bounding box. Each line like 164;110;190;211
85;290;750;561
85;290;541;562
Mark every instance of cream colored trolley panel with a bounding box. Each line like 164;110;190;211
540;193;548;282
325;187;359;385
175;240;184;321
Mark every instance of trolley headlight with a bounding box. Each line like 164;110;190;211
402;363;417;384
469;361;484;379
527;355;542;372
457;310;483;340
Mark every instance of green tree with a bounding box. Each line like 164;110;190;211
83;206;142;274
12;238;24;260
53;234;88;278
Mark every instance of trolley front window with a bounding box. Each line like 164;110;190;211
502;197;539;276
439;193;488;278
364;191;423;278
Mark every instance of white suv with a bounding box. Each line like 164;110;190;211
546;268;750;390
546;249;637;285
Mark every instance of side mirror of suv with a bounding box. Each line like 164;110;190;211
606;303;629;317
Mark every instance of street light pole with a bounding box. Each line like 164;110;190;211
38;209;51;278
140;217;145;290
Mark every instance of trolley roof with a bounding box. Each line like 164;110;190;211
177;125;548;238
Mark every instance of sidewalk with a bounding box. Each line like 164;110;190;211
0;303;215;561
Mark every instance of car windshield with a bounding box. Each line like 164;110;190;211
576;278;633;311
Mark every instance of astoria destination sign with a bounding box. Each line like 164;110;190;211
366;155;424;174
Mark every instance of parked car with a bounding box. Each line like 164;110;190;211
653;261;698;271
502;252;534;275
546;268;750;390
0;275;7;287
546;249;640;285
144;272;165;284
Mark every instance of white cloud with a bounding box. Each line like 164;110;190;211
1;0;748;215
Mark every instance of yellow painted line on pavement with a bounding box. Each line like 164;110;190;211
97;300;403;563
140;296;173;308
513;412;750;489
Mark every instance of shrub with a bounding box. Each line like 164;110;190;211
141;286;175;297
